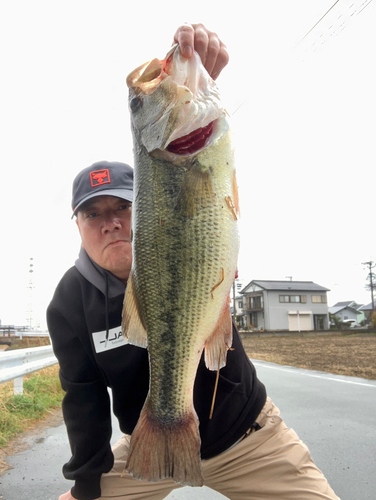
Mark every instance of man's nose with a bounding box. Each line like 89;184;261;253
101;216;122;233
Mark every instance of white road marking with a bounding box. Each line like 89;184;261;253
252;360;376;388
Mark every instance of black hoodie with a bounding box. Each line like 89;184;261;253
47;248;266;500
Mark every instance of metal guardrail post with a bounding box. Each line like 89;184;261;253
14;376;23;395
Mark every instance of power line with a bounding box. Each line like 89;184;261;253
295;0;374;52
296;0;341;48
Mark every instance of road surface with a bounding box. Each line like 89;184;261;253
1;360;375;499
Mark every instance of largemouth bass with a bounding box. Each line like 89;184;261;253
122;44;239;487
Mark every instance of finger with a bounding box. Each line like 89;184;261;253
190;24;210;66
173;23;194;58
211;45;229;80
203;34;221;77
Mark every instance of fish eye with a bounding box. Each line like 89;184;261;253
130;97;142;112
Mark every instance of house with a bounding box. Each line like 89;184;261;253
232;295;246;328
239;280;330;331
357;302;375;324
328;301;364;324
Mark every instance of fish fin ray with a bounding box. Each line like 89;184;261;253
174;162;215;218
204;297;233;370
125;402;203;487
122;272;148;348
232;169;240;218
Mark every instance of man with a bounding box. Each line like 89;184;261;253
48;24;340;500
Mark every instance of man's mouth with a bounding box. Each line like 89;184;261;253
106;240;128;248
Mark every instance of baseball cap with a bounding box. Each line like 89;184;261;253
71;160;133;218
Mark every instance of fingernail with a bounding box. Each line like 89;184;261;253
183;45;193;58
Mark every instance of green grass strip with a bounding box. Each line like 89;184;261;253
0;366;64;448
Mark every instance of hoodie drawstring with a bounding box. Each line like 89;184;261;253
105;273;110;347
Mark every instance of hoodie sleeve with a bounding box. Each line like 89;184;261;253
47;303;114;500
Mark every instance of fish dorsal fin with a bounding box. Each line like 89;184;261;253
122;272;148;348
204;296;233;370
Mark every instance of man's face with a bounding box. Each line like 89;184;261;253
76;195;132;283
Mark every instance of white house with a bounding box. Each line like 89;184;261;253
240;280;330;331
357;302;375;324
328;301;364;324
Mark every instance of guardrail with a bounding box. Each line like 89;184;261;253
0;345;58;395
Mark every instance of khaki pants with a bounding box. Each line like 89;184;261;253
100;398;340;499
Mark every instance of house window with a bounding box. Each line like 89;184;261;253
238;301;243;308
312;295;327;303
279;295;306;303
250;296;263;309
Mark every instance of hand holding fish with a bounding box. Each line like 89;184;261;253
173;23;229;80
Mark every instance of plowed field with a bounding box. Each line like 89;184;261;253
241;333;376;380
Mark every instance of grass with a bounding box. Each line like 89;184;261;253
0;365;64;448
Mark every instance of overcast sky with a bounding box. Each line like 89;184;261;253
0;0;375;328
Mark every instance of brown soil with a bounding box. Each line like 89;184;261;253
241;333;376;380
3;337;51;351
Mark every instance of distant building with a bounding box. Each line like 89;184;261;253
233;295;246;327
357;302;375;324
329;301;364;324
240;280;330;331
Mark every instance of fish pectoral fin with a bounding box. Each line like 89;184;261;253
174;162;214;218
122;273;148;348
204;297;233;370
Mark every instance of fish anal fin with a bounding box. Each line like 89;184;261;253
204;297;233;370
125;402;203;487
122;273;148;348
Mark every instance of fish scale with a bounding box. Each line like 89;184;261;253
122;45;239;486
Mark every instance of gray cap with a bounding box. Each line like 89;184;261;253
71;160;133;218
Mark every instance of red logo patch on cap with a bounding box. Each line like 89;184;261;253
90;169;111;187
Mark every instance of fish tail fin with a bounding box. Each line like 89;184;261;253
122;272;148;348
125;402;204;487
204;296;233;370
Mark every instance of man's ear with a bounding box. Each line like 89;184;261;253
75;218;84;247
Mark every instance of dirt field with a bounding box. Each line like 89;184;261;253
241;333;376;380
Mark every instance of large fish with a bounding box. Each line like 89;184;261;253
122;44;239;487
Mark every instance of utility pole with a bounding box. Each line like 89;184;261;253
362;260;375;311
26;258;34;330
232;280;236;321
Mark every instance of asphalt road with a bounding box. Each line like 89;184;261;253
1;361;375;500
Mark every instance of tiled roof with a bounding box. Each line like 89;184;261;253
241;280;330;293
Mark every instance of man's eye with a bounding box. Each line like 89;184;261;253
119;205;131;211
87;212;98;219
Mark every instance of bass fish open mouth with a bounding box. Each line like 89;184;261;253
166;121;214;155
127;44;225;154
